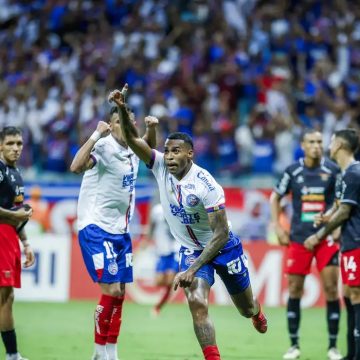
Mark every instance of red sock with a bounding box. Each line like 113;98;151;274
94;294;116;345
107;296;124;344
203;345;221;360
155;285;172;311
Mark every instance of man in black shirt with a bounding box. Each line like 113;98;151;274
305;128;360;360
271;129;342;360
0;127;34;360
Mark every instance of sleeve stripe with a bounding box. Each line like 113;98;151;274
146;150;156;169
206;203;226;213
90;154;97;166
341;199;358;206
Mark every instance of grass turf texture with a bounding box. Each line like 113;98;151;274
9;301;346;360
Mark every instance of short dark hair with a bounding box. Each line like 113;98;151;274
335;128;359;153
167;132;194;149
0;127;22;142
301;128;321;141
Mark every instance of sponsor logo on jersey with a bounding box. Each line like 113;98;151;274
170;204;200;224
301;194;325;201
184;184;195;190
108;261;119;275
301;212;317;222
301;186;324;195
186;194;200;207
122;173;134;191
301;202;325;212
197;171;215;191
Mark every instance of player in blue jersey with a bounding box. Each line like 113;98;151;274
305;129;360;360
70;103;157;360
108;86;267;360
270;129;342;360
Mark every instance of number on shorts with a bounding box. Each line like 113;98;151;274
226;254;248;275
103;241;117;259
344;256;357;272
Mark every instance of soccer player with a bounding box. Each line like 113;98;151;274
148;202;179;316
108;86;267;360
0;126;35;360
304;129;360;360
70;104;157;360
270;129;342;360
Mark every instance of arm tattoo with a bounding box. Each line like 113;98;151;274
189;210;229;273
316;204;352;239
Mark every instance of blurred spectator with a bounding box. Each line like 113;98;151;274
0;0;359;177
27;186;50;232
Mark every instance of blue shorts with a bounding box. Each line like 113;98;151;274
179;241;250;295
156;253;179;273
78;224;133;284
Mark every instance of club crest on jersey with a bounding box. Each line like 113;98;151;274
186;194;200;207
185;255;196;266
320;173;330;181
108;261;118;275
184;184;195;190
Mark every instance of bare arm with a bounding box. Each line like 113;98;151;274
142;116;158;149
109;88;153;165
173;209;229;290
270;191;290;245
70;121;111;174
0;207;32;226
18;228;35;268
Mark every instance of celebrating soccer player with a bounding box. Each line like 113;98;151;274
304;129;360;360
270;129;342;360
108;85;267;360
0;127;35;360
70;98;158;360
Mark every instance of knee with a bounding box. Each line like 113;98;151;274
107;286;125;298
323;283;338;301
288;284;303;298
0;289;14;307
187;293;208;320
239;302;256;318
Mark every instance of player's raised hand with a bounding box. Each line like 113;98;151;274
96;121;111;138
144;116;159;128
108;84;128;107
274;224;290;246
23;244;35;268
173;270;195;291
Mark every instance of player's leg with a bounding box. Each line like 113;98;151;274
343;285;355;360
349;286;360;360
184;278;221;360
318;256;341;359
0;287;18;357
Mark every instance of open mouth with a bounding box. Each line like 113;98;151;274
166;163;177;171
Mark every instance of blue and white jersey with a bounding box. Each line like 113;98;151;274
148;150;235;250
77;134;139;234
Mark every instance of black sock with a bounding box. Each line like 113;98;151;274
345;297;355;359
353;303;360;360
1;329;17;355
327;300;340;349
287;298;300;347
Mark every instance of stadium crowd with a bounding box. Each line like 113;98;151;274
0;0;360;176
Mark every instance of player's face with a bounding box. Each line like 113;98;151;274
164;139;193;179
329;134;341;160
0;134;23;166
301;132;323;159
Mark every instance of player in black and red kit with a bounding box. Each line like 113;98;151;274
305;129;360;360
0;127;34;360
271;129;342;360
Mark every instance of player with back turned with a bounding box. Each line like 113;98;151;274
304;129;360;360
0;126;35;360
270;129;342;360
70;102;157;360
108;85;267;360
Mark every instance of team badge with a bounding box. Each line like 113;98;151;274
186;194;200;207
108;261;118;275
185;255;196;266
320;173;330;181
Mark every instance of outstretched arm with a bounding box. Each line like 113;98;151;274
109;87;153;165
142;116;158;149
70;121;111;174
173;209;229;290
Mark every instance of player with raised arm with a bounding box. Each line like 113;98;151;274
70;100;158;360
270;129;342;360
0;127;35;360
304;129;360;360
108;86;267;360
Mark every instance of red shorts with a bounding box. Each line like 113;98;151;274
0;224;21;288
341;248;360;287
285;239;340;275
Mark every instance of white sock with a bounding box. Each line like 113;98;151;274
106;343;118;359
95;344;107;356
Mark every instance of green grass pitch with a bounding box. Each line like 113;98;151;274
9;301;346;360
